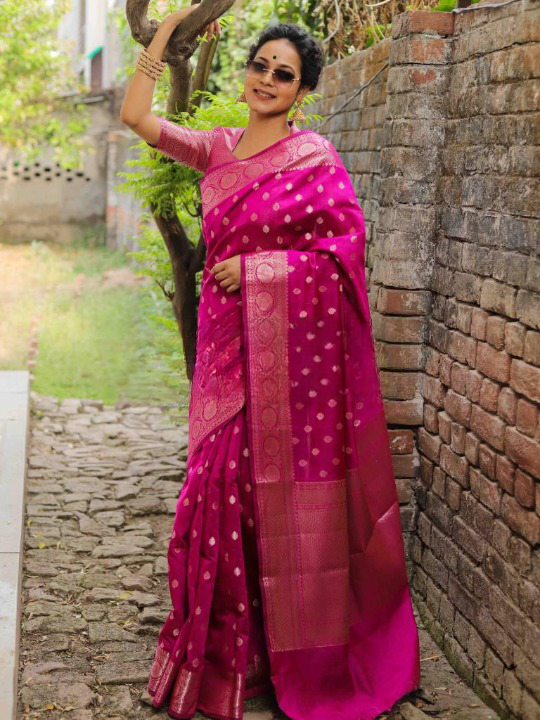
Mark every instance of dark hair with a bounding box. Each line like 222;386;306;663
246;23;324;91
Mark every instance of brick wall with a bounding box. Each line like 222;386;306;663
312;1;539;717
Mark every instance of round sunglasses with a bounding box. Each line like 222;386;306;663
244;60;301;87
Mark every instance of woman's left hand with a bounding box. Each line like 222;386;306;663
209;255;241;293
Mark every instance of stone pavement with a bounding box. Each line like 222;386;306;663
18;393;496;720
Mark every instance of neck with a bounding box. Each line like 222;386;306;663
243;112;293;143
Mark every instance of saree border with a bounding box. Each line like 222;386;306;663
201;132;341;215
243;250;349;652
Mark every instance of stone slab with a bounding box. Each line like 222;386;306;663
0;371;30;720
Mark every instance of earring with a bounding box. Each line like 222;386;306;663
235;91;246;103
290;99;306;122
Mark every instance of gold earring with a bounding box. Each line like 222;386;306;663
235;90;246;103
290;99;306;122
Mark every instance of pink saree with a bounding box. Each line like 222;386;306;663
145;116;421;719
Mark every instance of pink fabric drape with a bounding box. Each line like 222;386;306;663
146;116;421;719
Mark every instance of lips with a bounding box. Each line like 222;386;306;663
254;89;276;99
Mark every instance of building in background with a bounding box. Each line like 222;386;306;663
57;0;127;92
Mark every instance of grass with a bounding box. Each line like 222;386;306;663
0;240;191;413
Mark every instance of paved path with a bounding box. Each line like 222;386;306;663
18;393;497;720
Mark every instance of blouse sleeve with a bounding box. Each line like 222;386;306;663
146;115;216;172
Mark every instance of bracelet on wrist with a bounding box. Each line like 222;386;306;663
136;47;166;81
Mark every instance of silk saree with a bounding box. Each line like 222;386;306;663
145;115;421;720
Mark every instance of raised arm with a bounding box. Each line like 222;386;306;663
119;7;221;146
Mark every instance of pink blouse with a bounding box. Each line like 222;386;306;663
146;115;300;173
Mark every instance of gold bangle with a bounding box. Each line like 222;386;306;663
136;47;166;80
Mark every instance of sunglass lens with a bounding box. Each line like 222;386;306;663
275;69;295;84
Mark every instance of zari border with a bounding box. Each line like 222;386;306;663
243;250;350;652
201;131;340;215
243;250;302;652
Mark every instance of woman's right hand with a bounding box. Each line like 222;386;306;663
164;6;222;40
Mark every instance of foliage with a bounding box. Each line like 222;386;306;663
0;0;90;167
273;0;483;58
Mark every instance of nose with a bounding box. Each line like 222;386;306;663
260;68;275;84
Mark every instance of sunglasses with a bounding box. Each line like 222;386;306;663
244;60;301;87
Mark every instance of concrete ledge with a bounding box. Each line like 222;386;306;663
0;372;30;720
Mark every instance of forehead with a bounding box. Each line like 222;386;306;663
256;39;301;69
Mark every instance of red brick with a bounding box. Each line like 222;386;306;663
427;490;454;533
445;388;472;427
496;455;515;494
466;369;483;403
393;453;418;478
377;288;431;315
380;371;420;400
465;432;480;465
423;403;439;433
492;520;511;560
429;319;448;355
422;375;446;408
509;537;531;576
376;341;423;370
478;444;496;480
452;516;485;562
388;429;415;454
438;411;452;443
510;359;540;404
516;289;540;330
470;405;506;451
408;10;455;36
440;443;470;486
425;347;441;377
419;455;433;487
373;313;424;343
501;494;540;545
476;342;512;383
515;470;535;509
448;330;477;367
409;36;448;64
470;467;501;514
396;478;413;504
471;307;489;340
516;399;538;438
486;315;507;350
480;279;517;319
456;303;473;336
450;362;468;395
475;503;495;542
479;377;501;413
384;399;423;425
439;354;453;386
523;331;540;367
418;427;442;463
450;422;466;455
432;466;445;499
446;478;462;511
498;387;518;425
505;322;526;357
505;426;540;480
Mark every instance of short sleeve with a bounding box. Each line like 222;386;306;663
146;115;216;172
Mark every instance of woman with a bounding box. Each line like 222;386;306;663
120;9;421;720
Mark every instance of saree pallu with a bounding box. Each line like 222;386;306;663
147;128;421;719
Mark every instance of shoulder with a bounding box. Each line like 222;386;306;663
294;128;344;166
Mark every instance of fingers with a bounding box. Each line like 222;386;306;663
218;276;240;292
205;18;221;39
